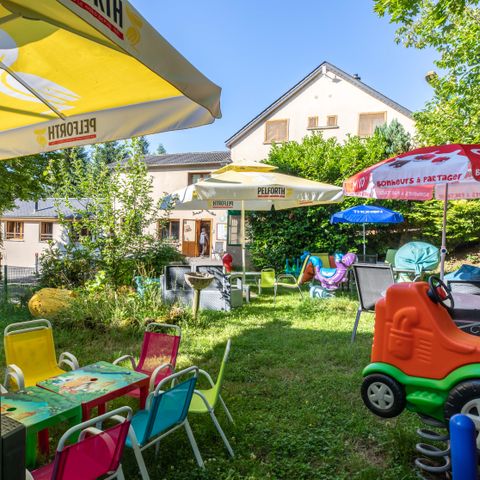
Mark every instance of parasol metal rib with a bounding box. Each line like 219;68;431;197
0;61;66;120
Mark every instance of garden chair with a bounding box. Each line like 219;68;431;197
28;406;132;480
189;339;234;457
3;319;79;390
351;263;395;342
113;323;181;396
385;248;398;266
126;367;204;480
274;254;310;303
258;268;275;295
355;254;378;264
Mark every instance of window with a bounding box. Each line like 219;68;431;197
5;221;24;240
188;172;210;185
69;223;89;242
265;119;289;143
227;213;241;246
307;116;318;129
358;112;386;137
159;219;180;241
327;115;338;127
40;222;53;242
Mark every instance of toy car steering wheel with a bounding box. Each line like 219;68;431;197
427;276;454;311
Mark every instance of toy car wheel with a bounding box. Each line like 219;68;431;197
361;374;406;418
445;380;480;450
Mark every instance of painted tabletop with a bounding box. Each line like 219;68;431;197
0;386;80;428
37;361;148;404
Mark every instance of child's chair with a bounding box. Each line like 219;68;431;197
4;319;79;390
126;367;204;480
189;339;234;457
113;323;181;396
258;268;275;295
29;406;132;480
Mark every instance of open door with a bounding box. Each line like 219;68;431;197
182;219;198;256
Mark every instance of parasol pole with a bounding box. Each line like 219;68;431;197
362;223;366;257
241;200;246;290
440;183;449;280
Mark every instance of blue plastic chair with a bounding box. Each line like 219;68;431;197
126;367;203;480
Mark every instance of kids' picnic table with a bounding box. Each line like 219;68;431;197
37;361;149;420
0;386;81;467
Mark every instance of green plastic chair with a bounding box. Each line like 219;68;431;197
258;268;275;295
274;254;310;302
385;249;398;267
189;339;234;457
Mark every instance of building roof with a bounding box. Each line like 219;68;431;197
225;61;413;147
143;151;231;168
1;199;88;219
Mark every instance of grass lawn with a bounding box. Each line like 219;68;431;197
0;293;422;480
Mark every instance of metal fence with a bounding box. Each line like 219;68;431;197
1;265;39;303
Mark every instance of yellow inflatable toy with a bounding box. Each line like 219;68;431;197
28;288;75;318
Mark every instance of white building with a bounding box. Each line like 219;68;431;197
226;61;415;162
0;199;84;268
145;151;235;258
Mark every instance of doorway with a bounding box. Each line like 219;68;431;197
181;219;212;257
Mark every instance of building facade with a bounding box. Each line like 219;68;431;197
144;151;233;258
226;61;415;162
0;200;83;268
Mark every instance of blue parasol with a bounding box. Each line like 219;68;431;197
330;205;404;256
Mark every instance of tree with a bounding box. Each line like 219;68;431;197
0;154;52;215
49;138;164;286
94;140;124;164
374;0;480;144
136;136;150;155
375;119;413;156
156;143;166;155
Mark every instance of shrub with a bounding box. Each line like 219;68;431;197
51;287;191;330
38;244;97;289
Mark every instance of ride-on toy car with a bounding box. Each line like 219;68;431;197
361;277;480;429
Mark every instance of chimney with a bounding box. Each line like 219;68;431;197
353;73;361;81
34;201;39;212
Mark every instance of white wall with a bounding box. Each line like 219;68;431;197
148;167;228;254
1;221;67;268
230;73;415;162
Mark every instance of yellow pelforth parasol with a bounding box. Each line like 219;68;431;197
0;0;222;160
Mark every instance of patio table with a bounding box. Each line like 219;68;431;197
1;386;81;467
37;361;149;420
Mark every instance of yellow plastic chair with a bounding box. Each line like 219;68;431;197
4;319;79;390
258;268;275;295
274;255;310;303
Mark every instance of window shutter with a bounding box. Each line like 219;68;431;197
265;120;288;143
358;112;386;136
327;115;337;127
307;116;318;129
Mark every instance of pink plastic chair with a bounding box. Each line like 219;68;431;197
30;406;132;480
113;323;181;396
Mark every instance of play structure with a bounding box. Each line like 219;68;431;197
300;251;357;292
361;277;480;423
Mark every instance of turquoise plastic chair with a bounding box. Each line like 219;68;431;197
189;339;234;457
126;367;203;480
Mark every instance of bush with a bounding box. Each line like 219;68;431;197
247;130;480;270
50;287;191;330
39;239;185;289
38;244;97;289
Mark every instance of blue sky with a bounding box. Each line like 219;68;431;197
131;0;437;154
